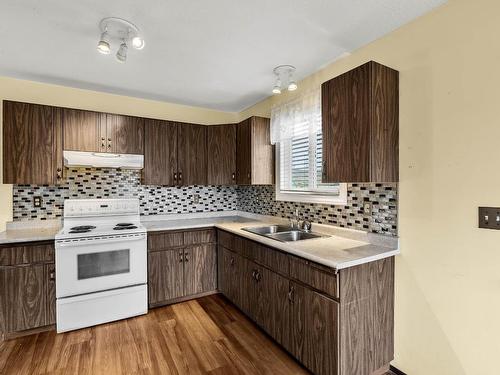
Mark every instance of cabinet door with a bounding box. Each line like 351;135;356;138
218;246;241;307
0;264;48;332
3;101;59;185
143;119;177;186
148;250;184;305
184;244;216;296
236;118;251;184
63;108;103;152
290;282;339;375
256;267;290;348
177;123;207;185
106;114;144;154
207;124;237;185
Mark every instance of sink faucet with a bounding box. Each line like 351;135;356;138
290;208;300;229
289;208;312;232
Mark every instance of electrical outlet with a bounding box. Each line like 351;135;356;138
192;194;200;204
478;207;500;229
363;201;372;215
33;196;43;208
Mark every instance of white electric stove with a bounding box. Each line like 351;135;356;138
55;198;147;333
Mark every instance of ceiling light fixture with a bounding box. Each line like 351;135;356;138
97;17;145;63
97;31;111;54
272;65;298;94
116;40;128;63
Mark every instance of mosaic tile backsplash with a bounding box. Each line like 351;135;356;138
13;168;238;220
237;184;398;236
13;168;397;236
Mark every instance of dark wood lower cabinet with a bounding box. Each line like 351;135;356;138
184;244;217;296
148;249;184;304
148;229;217;307
217;230;394;375
0;242;56;340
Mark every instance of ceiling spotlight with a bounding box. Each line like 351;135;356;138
272;79;282;94
272;65;298;94
288;81;298;91
132;36;145;50
116;41;128;63
97;31;111;54
97;17;145;63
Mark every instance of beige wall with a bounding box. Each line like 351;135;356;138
0;77;239;229
243;0;499;373
1;0;499;373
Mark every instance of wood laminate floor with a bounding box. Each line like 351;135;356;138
0;294;395;375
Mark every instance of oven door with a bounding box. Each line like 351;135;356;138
55;233;147;298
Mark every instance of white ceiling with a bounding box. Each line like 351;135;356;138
0;0;446;112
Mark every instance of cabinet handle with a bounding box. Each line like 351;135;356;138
255;271;262;282
230;257;235;266
174;172;177;181
108;138;112;142
56;168;62;180
101;137;105;141
184;251;189;263
247;173;250;179
101;142;106;147
251;270;257;280
232;173;235;180
178;172;183;181
179;251;184;262
107;144;111;149
288;286;295;303
49;269;55;281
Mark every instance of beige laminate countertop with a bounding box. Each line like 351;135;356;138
0;213;399;269
0;226;61;245
214;220;399;270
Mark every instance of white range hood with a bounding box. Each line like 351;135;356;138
63;150;144;169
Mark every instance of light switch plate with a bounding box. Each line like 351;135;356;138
478;207;500;229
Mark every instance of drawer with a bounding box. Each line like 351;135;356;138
217;230;234;251
251;244;289;277
147;231;184;251
289;256;338;298
184;229;215;245
0;242;54;266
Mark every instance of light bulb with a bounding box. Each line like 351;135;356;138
132;36;145;50
272;79;282;94
288;81;298;91
116;42;128;63
97;32;111;54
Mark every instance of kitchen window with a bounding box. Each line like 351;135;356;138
271;88;347;204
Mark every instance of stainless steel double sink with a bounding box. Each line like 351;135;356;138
242;225;328;242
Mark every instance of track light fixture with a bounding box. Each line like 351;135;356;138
116;41;128;63
97;31;111;54
272;65;298;94
97;17;145;63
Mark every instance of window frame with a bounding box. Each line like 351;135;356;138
275;143;347;205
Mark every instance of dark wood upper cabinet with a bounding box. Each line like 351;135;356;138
322;61;399;182
143;119;177;186
63;109;144;155
106;114;144;154
3;101;62;185
177;123;208;185
236;116;274;185
207;124;237;185
62;108;103;152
